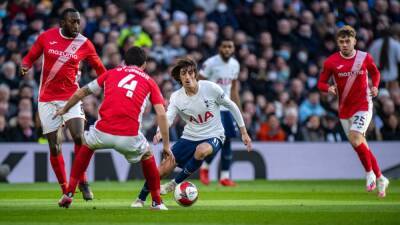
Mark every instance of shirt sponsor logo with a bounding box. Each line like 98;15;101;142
48;49;78;60
49;41;57;45
189;111;214;124
338;70;364;77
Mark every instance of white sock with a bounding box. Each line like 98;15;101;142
201;162;209;169
220;171;230;180
366;171;374;177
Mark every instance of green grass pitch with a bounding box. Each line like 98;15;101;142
0;180;399;225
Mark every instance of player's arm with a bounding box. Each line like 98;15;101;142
153;96;178;144
217;87;252;152
153;104;172;159
230;79;241;111
317;60;336;95
53;86;92;119
21;35;44;76
85;41;107;76
366;54;381;97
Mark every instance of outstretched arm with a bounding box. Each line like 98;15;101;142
21;35;44;76
366;54;381;97
219;95;252;152
153;104;172;159
53;86;92;118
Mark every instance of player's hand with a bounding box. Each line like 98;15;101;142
328;85;337;96
370;86;378;97
20;66;29;76
162;147;174;161
52;108;66;119
242;133;252;152
153;131;162;144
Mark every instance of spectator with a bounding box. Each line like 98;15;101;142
301;115;325;142
299;89;326;123
0;114;9;141
322;115;346;142
8;110;37;142
381;114;400;140
369;25;400;89
257;113;286;141
281;107;304;142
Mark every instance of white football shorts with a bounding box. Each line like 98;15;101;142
340;109;372;136
38;101;85;134
84;126;149;163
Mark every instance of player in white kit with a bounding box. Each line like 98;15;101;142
132;57;252;207
199;38;241;186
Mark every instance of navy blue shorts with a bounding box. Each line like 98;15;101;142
221;111;237;138
172;137;223;168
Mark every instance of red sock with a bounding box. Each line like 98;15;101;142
354;143;372;172
50;154;67;194
68;145;94;195
74;144;88;184
369;150;382;178
141;156;161;205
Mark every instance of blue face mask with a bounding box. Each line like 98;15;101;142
278;50;291;60
0;9;6;18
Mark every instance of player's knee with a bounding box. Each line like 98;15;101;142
71;133;84;145
348;131;363;147
49;143;62;156
194;145;212;160
140;150;153;161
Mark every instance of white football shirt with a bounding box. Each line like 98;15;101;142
167;80;244;141
200;55;240;111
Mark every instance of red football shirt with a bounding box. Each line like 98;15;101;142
318;50;380;119
22;28;106;102
92;65;164;136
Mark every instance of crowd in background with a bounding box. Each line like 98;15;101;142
0;0;399;142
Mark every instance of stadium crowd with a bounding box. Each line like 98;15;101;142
0;0;399;142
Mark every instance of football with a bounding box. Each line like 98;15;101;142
173;181;199;207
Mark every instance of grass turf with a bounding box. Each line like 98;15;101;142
0;180;399;225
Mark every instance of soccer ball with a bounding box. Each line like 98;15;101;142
174;181;198;207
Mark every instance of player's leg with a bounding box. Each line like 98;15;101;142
135;142;179;205
59;126;103;208
161;138;222;194
47;130;68;194
38;102;67;194
219;111;236;186
64;101;93;200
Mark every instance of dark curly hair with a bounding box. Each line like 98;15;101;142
171;57;198;84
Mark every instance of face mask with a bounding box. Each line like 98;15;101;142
278;50;290;60
217;3;227;13
100;27;110;33
297;51;308;63
0;9;6;18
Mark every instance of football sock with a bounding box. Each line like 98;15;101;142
175;157;203;184
74;144;88;184
141;156;161;205
200;161;209;169
221;138;232;171
368;149;382;178
50;154;67;194
68;145;94;195
354;143;372;172
220;170;230;180
138;182;150;201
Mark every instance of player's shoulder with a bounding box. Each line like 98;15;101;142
204;55;219;65
199;80;221;93
229;57;239;66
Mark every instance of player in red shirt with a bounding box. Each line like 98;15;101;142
20;8;106;200
55;47;172;210
318;25;389;197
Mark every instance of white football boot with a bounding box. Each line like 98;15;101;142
160;180;177;195
130;198;145;208
366;171;376;192
377;176;389;198
150;201;168;210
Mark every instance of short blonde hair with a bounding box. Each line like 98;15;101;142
336;25;356;40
